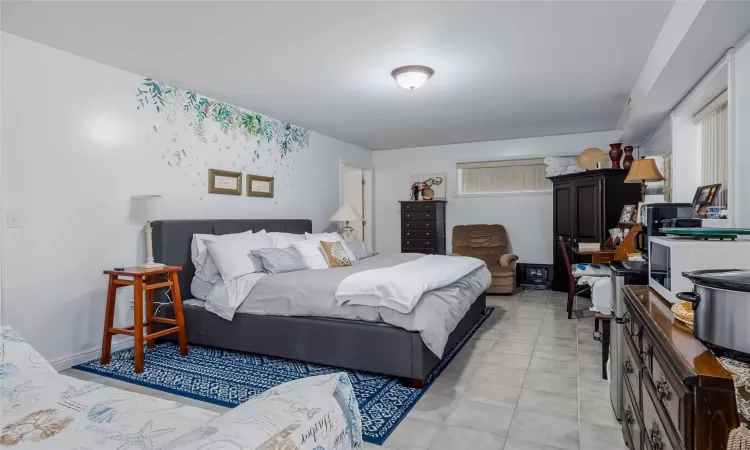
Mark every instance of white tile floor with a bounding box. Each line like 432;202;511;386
63;289;625;450
374;290;626;450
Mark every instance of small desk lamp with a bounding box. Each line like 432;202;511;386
130;195;166;268
625;157;664;202
330;204;363;241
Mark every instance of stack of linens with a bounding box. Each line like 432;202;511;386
545;156;586;177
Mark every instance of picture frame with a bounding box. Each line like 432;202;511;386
208;169;242;195
619;204;636;223
247;174;274;198
691;183;721;218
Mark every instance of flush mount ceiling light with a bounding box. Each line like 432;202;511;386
391;65;434;90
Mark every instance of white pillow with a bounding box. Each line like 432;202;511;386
268;232;305;249
191;234;222;283
305;232;357;262
291;240;330;270
205;230;273;281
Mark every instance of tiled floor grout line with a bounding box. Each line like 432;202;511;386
501;291;552;449
420;294;525;449
414;292;617;450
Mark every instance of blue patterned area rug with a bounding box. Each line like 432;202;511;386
74;307;493;445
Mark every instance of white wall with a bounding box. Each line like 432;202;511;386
642;118;672;156
0;33;372;366
373;130;624;263
735;33;750;227
669;114;701;204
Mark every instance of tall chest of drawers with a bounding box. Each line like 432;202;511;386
621;286;738;450
399;200;446;255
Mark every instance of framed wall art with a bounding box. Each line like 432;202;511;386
619;204;636;223
247;174;274;198
208;169;242;195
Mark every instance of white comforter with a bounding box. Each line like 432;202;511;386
335;255;487;313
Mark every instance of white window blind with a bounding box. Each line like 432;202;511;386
699;99;728;206
457;158;552;195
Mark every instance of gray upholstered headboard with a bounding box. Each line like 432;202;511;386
152;219;312;299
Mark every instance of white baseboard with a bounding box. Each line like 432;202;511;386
51;338;134;371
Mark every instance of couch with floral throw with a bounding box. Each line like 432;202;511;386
0;326;362;450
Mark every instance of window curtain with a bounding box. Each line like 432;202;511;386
458;158;552;194
700;101;728;206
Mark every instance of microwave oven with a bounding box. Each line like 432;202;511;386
648;236;750;303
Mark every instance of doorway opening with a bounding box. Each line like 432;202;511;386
340;163;373;249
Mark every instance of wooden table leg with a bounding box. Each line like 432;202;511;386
145;275;155;349
170;272;188;357
101;275;117;365
133;276;145;373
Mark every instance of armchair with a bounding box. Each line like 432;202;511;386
452;225;519;294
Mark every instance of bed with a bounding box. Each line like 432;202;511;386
151;219;487;386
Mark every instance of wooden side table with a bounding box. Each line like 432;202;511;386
101;266;188;373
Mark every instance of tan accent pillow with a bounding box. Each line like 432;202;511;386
320;240;352;268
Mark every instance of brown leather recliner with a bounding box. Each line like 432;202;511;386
452;225;519;294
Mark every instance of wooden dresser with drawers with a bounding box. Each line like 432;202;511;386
399;200;446;255
621;286;738;450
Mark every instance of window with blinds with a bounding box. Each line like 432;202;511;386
457;158;552;195
697;92;728;206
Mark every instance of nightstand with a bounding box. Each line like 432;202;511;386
101;266;187;373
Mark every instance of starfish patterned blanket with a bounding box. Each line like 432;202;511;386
0;326;363;450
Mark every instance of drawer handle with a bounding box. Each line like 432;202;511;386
624;406;633;425
624;357;634;374
648;422;663;450
426;214;430;218
656;376;671;401
406;233;410;236
426;232;430;236
406;214;410;218
406;242;410;245
406;224;410;227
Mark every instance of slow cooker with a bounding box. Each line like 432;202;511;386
677;269;750;354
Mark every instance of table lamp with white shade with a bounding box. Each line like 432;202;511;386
330;204;363;241
130;195;166;268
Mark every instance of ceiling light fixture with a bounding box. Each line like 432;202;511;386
391;65;434;90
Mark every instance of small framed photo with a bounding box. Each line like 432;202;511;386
247;174;274;198
208;169;242;195
620;204;636;223
691;183;721;217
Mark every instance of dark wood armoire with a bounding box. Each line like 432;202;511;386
550;169;641;291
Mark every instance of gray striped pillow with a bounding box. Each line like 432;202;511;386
251;247;307;274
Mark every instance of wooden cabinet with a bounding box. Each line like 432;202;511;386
573;178;602;242
621;286;738;450
550;169;640;291
399;200;446;255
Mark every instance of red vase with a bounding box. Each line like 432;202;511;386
622;146;634;170
609;143;623;169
